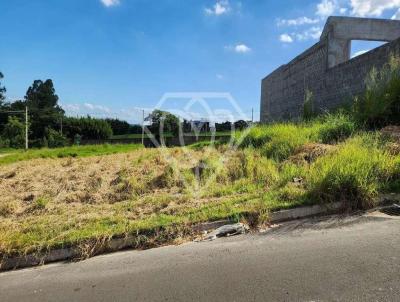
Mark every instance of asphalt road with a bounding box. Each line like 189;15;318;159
1;212;399;302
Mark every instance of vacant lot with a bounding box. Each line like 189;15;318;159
0;115;399;261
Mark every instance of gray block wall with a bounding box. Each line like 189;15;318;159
260;36;400;122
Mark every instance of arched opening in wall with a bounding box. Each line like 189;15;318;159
351;40;388;59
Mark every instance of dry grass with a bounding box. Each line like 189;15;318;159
0;146;277;258
287;143;336;165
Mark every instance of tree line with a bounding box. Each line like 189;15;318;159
0;74;143;148
0;72;249;149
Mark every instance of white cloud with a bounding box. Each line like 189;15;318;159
234;43;251;53
350;0;400;17
316;0;337;17
279;33;294;43
100;0;120;7
277;16;320;26
295;26;323;41
62;104;80;112
84;103;111;113
392;8;400;19
339;7;348;14
352;49;369;58
225;43;251;53
205;0;230;16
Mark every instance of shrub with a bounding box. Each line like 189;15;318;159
45;128;68;148
352;55;400;127
307;135;397;209
317;113;356;143
1;116;25;148
0;137;10;148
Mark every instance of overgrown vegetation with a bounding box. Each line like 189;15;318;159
1;56;400;263
352;55;400;127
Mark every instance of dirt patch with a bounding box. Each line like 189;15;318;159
288;143;335;164
381;125;400;142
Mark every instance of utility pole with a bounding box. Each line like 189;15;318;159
251;108;254;123
141;109;145;145
25;106;28;150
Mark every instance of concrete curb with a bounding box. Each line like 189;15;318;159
2;197;398;272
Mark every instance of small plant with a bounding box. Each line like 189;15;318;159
33;197;49;210
302;89;315;121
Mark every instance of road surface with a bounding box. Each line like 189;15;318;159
1;212;399;301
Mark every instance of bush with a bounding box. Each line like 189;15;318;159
45;128;68;148
1;116;25;148
352;55;400;127
0;137;10;148
307;135;397;209
317;113;356;143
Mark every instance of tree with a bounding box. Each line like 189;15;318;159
24;79;64;139
63;116;113;140
105;118;131;135
129;124;142;134
0;72;9;133
0;72;6;104
215;121;232;132
234;120;248;130
2;116;25;148
148;110;180;136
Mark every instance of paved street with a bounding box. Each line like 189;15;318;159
1;213;399;302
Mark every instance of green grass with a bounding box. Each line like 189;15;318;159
306;134;399;208
234;113;357;161
183;131;232;137
110;132;232;139
111;133;156;139
0;144;143;165
0;148;15;154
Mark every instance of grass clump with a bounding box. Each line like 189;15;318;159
236;124;313;161
352;55;400;127
306;134;398;209
316;113;357;143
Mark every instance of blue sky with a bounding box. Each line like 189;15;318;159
1;0;400;123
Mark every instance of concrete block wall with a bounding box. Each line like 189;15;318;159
260;36;400;122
